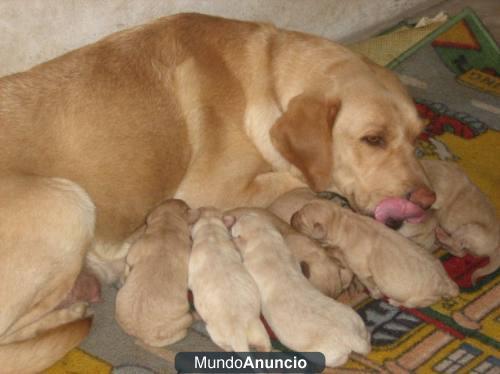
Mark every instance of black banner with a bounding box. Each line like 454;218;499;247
175;352;325;373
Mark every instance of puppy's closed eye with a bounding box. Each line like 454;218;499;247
300;261;311;279
361;135;385;147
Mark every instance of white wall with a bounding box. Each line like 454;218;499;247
0;0;441;76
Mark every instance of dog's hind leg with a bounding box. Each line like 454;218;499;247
0;317;93;374
0;175;96;372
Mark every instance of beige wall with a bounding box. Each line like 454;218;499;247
0;0;441;76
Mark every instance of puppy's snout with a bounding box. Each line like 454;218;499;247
408;186;436;210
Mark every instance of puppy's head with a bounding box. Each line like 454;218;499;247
147;199;191;224
291;201;335;241
191;207;231;236
231;213;259;237
231;213;266;252
270;60;435;227
196;206;223;221
146;199;200;226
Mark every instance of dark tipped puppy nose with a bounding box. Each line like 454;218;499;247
408;186;436;210
385;217;403;230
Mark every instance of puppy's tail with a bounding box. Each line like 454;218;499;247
471;246;500;285
246;318;271;352
0;317;91;374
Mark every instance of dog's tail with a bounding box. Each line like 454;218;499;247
0;317;92;374
471;246;500;285
246;318;271;352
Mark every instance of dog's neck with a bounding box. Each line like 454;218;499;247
242;33;351;177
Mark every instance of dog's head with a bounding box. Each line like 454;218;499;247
271;61;434;227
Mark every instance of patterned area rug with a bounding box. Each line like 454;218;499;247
46;8;499;374
338;8;500;374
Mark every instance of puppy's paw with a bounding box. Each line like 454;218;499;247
388;298;401;307
247;318;271;352
435;227;465;256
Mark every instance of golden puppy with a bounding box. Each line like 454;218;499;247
422;160;499;283
232;213;370;367
227;207;352;297
292;200;459;308
189;207;270;352
115;199;194;347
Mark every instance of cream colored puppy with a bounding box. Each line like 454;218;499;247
292;200;459;308
227;207;353;297
189;207;270;352
422;160;500;283
231;213;370;367
115;199;194;347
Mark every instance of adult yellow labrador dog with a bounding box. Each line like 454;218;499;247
0;13;435;372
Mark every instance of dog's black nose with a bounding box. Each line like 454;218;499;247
385;217;403;230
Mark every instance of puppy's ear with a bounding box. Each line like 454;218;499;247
271;93;340;192
311;222;327;240
223;215;236;228
187;208;200;225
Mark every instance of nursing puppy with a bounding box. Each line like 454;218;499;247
422;160;500;283
292;200;459;307
189;207;270;352
115;199;194;346
227;207;352;297
231;213;370;367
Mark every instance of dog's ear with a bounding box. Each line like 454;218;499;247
270;93;340;192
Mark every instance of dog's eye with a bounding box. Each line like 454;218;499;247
361;135;385;147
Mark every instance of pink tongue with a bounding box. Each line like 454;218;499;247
374;198;427;224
